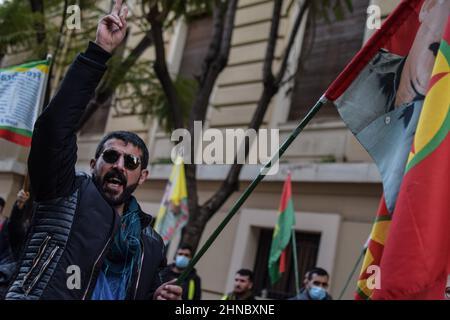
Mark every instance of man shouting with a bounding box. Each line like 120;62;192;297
5;0;181;300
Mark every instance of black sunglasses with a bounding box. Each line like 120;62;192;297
101;149;141;170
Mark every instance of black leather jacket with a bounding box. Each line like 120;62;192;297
5;42;166;300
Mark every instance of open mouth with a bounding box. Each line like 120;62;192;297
104;176;125;193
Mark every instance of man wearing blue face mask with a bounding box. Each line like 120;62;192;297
289;267;332;300
160;244;202;300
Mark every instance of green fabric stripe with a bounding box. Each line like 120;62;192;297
375;215;392;223
405;107;450;173
0;126;32;137
440;40;450;66
0;59;49;72
404;38;450;172
356;287;371;300
268;199;296;284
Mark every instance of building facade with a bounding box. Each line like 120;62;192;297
0;0;400;299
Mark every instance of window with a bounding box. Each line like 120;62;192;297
288;0;370;121
178;15;214;80
253;228;321;299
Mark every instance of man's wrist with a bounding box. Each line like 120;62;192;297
84;41;112;65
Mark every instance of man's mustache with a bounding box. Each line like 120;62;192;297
103;169;127;186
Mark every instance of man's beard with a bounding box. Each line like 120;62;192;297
93;169;139;207
234;286;243;294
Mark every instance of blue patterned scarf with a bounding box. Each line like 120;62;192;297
92;197;142;300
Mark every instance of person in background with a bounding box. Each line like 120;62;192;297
4;0;181;300
289;267;332;300
0;190;33;298
0;197;5;232
160;244;202;300
222;269;255;300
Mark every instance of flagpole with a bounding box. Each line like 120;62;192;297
176;95;328;285
337;248;365;300
39;54;53;114
291;228;300;296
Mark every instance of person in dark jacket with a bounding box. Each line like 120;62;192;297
0;190;33;298
5;190;33;260
222;269;255;300
161;244;202;300
289;267;333;300
4;0;180;300
0;197;5;232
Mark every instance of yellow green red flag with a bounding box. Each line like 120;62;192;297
323;0;449;299
0;59;50;146
154;156;189;245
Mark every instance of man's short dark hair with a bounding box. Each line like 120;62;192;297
95;131;149;169
236;269;254;282
0;197;5;207
178;243;193;254
307;267;329;280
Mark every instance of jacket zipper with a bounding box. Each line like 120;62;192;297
133;239;145;300
81;234;114;300
82;209;119;300
24;245;60;296
22;235;52;288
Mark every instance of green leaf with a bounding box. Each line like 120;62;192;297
333;2;344;21
344;0;353;12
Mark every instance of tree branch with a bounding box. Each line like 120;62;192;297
216;0;238;69
182;0;238;250
275;0;310;86
44;0;70;107
262;0;282;86
29;0;46;51
200;88;275;220
53;0;69;61
188;0;238;129
148;5;184;130
76;30;153;131
184;161;200;249
198;0;226;86
200;0;308;218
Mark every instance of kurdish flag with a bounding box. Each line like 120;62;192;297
268;173;296;284
154;156;189;245
371;16;450;300
0;59;50;146
321;0;449;299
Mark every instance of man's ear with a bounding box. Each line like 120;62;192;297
90;159;96;174
138;169;149;185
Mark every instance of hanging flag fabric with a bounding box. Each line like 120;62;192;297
268;173;296;284
321;0;449;299
0;59;50;146
154;156;189;245
356;196;391;299
371;16;450;300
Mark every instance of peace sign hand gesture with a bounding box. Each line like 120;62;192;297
95;0;128;53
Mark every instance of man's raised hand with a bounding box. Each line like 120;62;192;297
95;0;128;53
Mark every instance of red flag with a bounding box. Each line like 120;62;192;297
268;173;296;284
371;17;450;300
279;249;287;274
322;0;450;299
